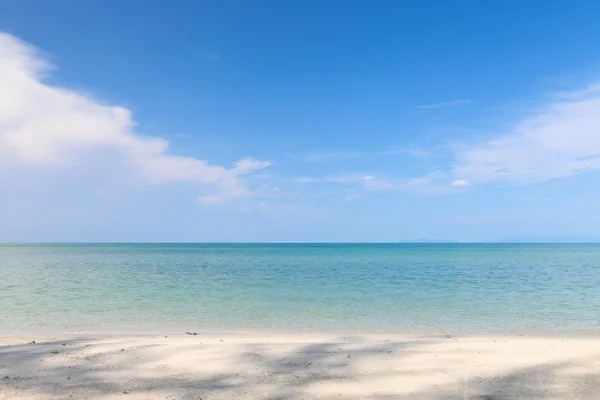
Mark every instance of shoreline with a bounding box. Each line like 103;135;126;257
3;325;600;339
2;331;600;399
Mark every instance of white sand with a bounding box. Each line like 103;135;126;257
1;331;600;399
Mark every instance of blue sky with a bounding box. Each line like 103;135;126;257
1;0;600;242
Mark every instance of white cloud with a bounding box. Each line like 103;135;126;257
416;99;471;109
451;179;470;187
0;33;269;203
452;83;600;185
233;157;271;174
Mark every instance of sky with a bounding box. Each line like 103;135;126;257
1;0;600;242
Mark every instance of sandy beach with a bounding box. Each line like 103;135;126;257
2;331;600;399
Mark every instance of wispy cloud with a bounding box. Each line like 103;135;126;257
296;174;400;201
451;179;470;187
296;171;452;197
290;81;600;201
295;151;364;163
297;147;436;163
283;80;600;204
416;99;471;109
0;33;268;204
290;83;600;202
451;83;600;185
379;146;435;158
296;175;372;184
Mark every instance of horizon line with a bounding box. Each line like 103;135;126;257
2;241;600;245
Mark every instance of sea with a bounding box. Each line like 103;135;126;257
1;243;599;333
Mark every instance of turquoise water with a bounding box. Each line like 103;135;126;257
1;243;600;333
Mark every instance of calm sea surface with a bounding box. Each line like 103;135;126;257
1;243;599;333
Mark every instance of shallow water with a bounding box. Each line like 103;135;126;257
1;243;599;332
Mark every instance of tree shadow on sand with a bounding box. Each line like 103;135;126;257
1;335;599;399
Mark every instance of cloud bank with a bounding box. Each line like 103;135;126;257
0;33;269;203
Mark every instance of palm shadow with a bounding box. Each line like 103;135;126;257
1;335;599;399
